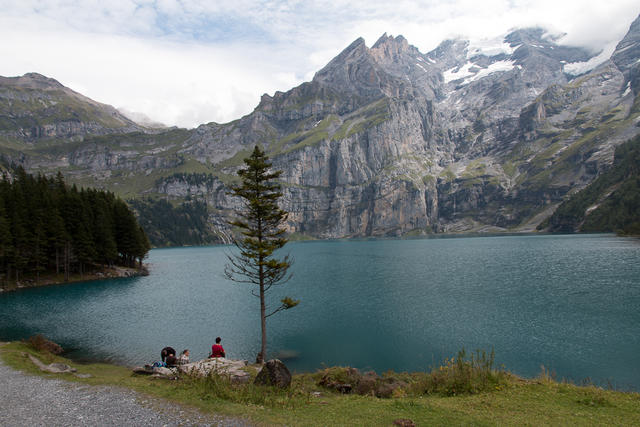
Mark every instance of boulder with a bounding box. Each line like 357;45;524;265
178;357;250;384
27;354;76;374
132;366;153;375
152;366;174;376
254;359;291;388
46;363;77;374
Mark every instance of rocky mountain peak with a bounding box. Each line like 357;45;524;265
370;33;422;67
314;37;368;76
0;72;65;90
311;36;386;103
371;33;409;52
0;72;145;142
426;39;470;70
504;28;552;48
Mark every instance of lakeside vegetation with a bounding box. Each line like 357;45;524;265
0;167;150;289
2;340;639;426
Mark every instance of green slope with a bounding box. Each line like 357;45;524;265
540;134;640;234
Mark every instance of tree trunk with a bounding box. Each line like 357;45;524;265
259;263;267;364
64;242;70;282
35;239;40;285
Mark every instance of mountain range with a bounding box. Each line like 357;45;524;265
1;14;639;245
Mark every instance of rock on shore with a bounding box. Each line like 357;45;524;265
178;358;251;384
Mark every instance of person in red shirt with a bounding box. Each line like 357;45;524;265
209;337;226;358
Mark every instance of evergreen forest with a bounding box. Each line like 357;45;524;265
129;197;221;247
0;167;150;286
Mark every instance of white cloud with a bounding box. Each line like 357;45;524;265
0;0;638;128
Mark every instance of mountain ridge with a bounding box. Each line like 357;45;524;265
1;15;640;244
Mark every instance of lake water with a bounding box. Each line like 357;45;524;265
1;234;639;390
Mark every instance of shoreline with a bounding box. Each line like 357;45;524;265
2;340;639;426
0;265;149;294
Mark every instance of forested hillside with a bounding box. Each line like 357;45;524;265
129;197;221;247
540;134;640;235
0;168;150;286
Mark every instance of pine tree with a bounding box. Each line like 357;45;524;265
0;202;12;285
225;145;299;363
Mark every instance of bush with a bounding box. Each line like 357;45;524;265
409;349;508;396
25;334;64;355
315;367;408;398
315;367;362;388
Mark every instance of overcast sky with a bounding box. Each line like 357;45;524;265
1;1;638;128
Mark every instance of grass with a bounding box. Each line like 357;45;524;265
2;341;639;426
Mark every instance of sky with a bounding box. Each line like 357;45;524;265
1;1;639;129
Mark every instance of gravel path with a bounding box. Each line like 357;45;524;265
0;354;253;427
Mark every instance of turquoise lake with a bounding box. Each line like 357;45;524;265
1;234;639;390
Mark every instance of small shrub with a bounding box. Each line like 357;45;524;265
25;334;63;355
409;348;508;396
315;367;408;398
537;365;556;384
315;366;362;387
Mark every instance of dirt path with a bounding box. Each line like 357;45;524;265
0;355;252;427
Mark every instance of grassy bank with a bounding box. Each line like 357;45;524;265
1;341;639;426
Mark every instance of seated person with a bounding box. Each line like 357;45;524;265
165;353;178;367
209;337;226;358
161;346;176;363
177;349;190;365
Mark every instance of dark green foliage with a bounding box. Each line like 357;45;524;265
129;197;220;247
225;145;299;362
541;135;640;234
408;349;508;396
581;177;640;234
0;167;150;286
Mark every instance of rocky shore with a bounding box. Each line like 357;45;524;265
0;265;149;293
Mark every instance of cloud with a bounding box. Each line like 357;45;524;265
0;0;638;128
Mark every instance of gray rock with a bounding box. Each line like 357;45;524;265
254;359;291;388
178;357;251;384
27;354;76;374
132;366;153;375
151;366;174;376
46;363;77;374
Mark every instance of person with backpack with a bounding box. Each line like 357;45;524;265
161;346;176;363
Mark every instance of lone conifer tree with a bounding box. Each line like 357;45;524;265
225;145;299;363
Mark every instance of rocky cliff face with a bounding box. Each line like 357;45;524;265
2;16;640;241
